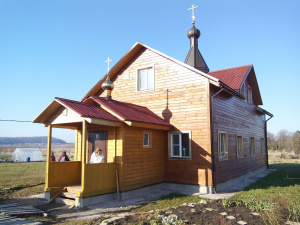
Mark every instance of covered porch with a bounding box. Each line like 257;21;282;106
33;98;124;207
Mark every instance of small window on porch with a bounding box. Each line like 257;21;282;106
143;131;151;148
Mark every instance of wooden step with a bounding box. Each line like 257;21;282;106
61;191;76;199
55;197;75;206
66;185;81;193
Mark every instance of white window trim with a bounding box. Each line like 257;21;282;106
143;131;151;148
169;131;191;159
250;137;256;156
261;138;265;155
136;64;155;92
218;131;228;160
236;135;244;158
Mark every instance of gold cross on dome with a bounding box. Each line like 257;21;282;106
188;4;198;24
105;57;112;72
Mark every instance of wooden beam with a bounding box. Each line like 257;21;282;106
124;121;171;130
81;120;87;193
45;125;52;189
85;118;122;127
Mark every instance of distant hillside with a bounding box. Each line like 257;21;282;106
0;136;67;145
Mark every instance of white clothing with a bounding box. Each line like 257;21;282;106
90;151;104;163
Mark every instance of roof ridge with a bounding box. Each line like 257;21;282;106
209;64;253;73
90;96;149;109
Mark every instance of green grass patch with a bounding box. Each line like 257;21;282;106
0;162;46;203
232;163;300;207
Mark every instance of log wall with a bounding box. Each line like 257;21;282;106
211;80;267;184
100;48;213;187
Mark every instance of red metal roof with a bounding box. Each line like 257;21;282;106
55;98;121;122
208;65;252;90
89;96;171;126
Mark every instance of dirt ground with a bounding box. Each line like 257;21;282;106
3;191;289;225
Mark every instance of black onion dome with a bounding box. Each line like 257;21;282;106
187;25;201;38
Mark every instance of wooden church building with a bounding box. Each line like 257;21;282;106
34;11;272;207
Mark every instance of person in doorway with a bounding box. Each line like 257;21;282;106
50;151;56;161
59;151;70;162
90;148;104;163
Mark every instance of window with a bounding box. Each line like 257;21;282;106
236;135;243;157
250;137;256;156
261;138;265;154
137;67;154;91
170;131;191;158
218;131;228;159
143;131;151;148
240;84;245;96
248;85;253;104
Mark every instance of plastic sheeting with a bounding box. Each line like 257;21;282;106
11;148;43;162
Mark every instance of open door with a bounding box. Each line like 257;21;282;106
88;131;107;163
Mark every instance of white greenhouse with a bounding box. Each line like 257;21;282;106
11;148;43;162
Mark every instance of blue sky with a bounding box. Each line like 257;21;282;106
0;0;299;143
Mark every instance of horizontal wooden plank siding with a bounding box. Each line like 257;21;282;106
122;126;165;191
100;48;212;187
211;82;267;184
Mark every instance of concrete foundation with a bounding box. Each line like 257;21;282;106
49;166;274;208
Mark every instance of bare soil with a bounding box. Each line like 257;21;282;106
2;194;289;225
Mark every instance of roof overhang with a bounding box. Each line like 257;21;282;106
256;106;273;117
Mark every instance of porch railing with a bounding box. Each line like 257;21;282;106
79;162;117;198
47;161;81;188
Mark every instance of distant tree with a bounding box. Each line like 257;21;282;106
292;130;300;155
276;129;289;151
267;131;276;150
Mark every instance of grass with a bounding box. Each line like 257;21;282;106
0;150;299;223
0;162;46;203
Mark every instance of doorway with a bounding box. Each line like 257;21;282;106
88;131;107;163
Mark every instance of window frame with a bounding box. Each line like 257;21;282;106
136;65;155;92
240;84;245;97
250;137;256;156
248;85;253;105
218;131;228;160
169;131;191;159
143;131;151;148
236;135;244;158
261;138;266;155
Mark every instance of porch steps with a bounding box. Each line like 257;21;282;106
54;185;81;206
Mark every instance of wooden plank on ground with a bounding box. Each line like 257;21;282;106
0;214;42;224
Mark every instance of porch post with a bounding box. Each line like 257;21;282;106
45;125;52;189
81;120;87;193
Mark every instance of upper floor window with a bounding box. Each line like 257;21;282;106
248;85;253;104
240;84;245;96
236;135;243;158
170;131;191;159
218;131;228;160
137;66;154;91
250;137;256;156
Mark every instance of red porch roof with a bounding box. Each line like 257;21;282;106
88;96;171;126
55;97;121;122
